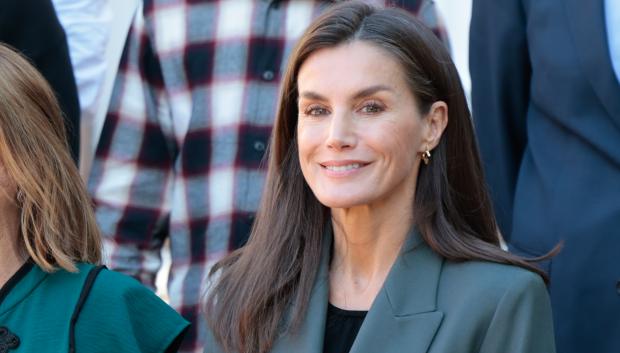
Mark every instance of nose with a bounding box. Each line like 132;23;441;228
326;111;356;150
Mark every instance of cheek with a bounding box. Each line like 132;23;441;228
296;127;315;187
296;123;322;163
296;127;308;166
297;129;320;192
367;120;421;161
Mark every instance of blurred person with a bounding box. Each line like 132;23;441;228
204;3;555;353
87;1;447;352
0;43;189;353
51;0;113;167
0;0;80;161
470;1;620;352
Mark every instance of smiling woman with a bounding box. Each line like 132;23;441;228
204;2;557;353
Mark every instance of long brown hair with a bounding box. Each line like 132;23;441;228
206;3;555;353
0;43;101;272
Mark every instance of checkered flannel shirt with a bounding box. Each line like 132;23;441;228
88;1;447;352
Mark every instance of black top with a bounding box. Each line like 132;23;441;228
323;303;367;353
0;261;33;306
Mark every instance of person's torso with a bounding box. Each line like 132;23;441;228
512;3;620;352
0;263;95;353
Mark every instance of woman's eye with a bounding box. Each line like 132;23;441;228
360;102;384;114
305;106;329;116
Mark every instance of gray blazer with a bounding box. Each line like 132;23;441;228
205;230;556;353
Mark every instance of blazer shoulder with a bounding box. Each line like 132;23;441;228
438;260;547;310
436;261;555;353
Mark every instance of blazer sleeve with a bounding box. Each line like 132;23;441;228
469;0;531;239
478;272;556;353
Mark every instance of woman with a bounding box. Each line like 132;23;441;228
205;2;556;353
0;43;189;352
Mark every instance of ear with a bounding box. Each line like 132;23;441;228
422;101;448;151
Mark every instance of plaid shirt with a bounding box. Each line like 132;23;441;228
88;1;447;352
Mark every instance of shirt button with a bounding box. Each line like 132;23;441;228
262;70;274;81
253;141;266;152
616;280;620;295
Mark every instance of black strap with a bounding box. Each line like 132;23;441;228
68;265;106;353
0;261;33;307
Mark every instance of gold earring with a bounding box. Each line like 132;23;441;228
422;148;431;165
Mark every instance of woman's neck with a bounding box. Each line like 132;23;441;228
328;199;413;310
0;210;26;288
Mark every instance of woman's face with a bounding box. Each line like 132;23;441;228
296;41;440;210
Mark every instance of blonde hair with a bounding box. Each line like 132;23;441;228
0;43;101;272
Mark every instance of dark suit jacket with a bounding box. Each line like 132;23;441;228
0;0;80;162
206;229;555;353
470;1;620;352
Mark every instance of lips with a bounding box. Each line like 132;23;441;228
319;160;370;174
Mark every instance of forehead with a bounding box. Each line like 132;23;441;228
297;41;408;94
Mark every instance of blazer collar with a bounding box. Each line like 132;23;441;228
272;227;445;353
565;0;620;123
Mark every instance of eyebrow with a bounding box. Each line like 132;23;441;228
298;84;394;102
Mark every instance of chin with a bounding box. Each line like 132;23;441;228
313;192;373;210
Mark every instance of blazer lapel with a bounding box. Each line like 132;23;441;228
272;228;444;353
350;230;444;353
565;0;620;123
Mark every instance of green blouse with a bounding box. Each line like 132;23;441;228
0;262;189;353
